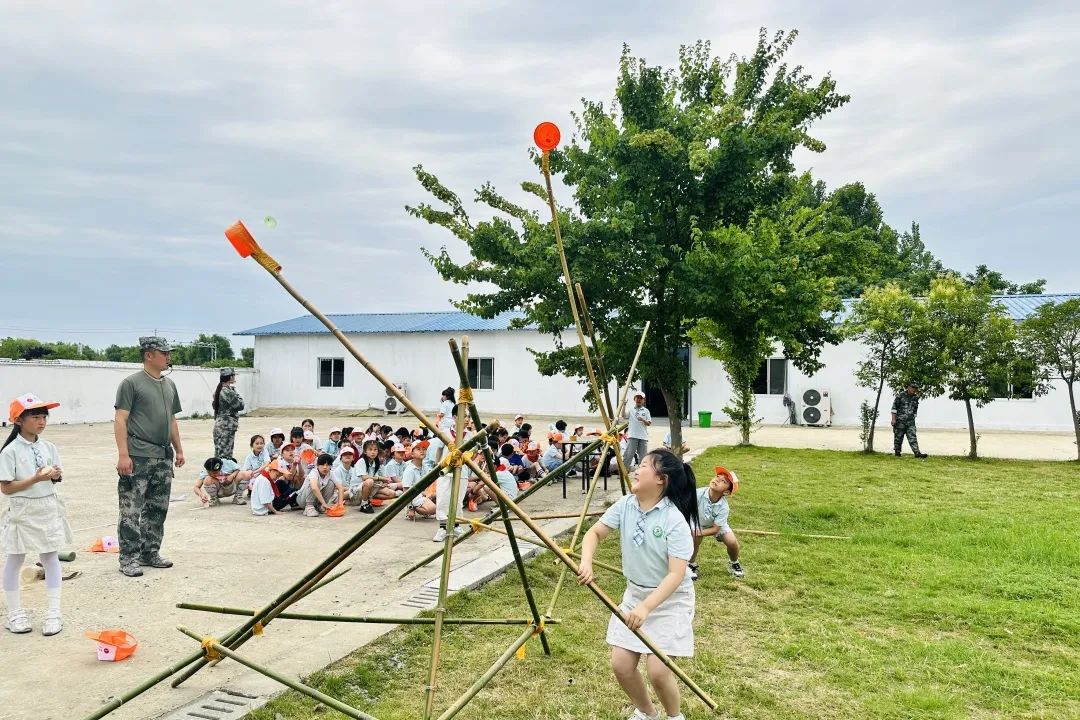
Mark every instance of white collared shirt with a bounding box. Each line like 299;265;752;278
0;434;61;499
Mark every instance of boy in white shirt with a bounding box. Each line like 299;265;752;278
622;391;651;468
541;433;564;473
691;467;743;579
298;454;342;517
401;444;436;521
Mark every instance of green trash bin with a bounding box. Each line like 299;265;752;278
697;410;712;428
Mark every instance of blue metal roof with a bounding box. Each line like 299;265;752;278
834;293;1080;323
235;310;532;336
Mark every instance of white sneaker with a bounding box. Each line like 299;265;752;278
627;709;658;720
7;609;31;634
41;611;63;636
303;505;320;517
453;526;465;539
432;527;447;543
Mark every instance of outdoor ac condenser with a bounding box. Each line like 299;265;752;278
384;383;408;414
798;387;831;427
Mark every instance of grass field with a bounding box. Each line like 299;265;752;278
250;447;1080;720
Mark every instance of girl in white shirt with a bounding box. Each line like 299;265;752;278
0;394;73;636
439;388;456;430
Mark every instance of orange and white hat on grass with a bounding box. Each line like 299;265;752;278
8;393;60;424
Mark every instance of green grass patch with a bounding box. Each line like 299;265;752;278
251;447;1080;719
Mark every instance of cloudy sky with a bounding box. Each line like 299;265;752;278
3;1;1077;351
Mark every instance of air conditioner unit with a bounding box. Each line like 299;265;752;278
798;387;831;427
384;383;408;414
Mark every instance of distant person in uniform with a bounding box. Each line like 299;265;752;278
891;382;927;459
211;368;244;461
114;337;185;577
622;391;652;469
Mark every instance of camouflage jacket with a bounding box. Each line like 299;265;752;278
891;392;919;424
216;384;245;419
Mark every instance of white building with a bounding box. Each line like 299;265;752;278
237;294;1080;433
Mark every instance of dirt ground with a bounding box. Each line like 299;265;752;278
3;412;1072;720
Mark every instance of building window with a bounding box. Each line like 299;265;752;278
752;358;787;395
318;358;344;388
467;357;494;390
990;360;1035;400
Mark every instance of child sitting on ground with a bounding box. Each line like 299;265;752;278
266;428;286;459
401;443;437;521
193;457;250;506
334;447;360;502
266;443;302;511
690;467;744;579
542;434;564;473
383;443;408;486
323;427;342;456
298;453;343;517
494;458;519;500
242;435;270;475
301;418;321;451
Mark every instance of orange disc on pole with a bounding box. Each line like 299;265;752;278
533;122;560;152
225;220;257;258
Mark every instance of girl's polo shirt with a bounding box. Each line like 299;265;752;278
599;495;692;588
0;435;61;499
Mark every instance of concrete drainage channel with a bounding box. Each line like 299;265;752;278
161;689;267;720
156;501;616;720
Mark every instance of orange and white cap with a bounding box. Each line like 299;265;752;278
9;393;60;425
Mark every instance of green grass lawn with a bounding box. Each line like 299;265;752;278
250;447;1080;720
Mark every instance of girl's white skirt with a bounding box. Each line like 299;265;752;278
606;579;695;657
0;494;74;555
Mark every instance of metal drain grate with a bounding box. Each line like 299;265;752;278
162;689;265;720
401;585;441;609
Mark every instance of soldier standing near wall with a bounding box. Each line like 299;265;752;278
891;382;928;459
212;368;244;461
113;337;185;578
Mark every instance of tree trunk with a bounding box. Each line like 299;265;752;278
964;397;978;459
1068;382;1080;462
869;374;886;453
737;381;754;446
661;386;684;459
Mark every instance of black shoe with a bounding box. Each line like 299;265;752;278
359;502;375;514
894;451;901;457
138;554;173;568
688;563;700;581
915;453;928;459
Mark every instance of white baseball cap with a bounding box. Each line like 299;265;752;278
392;443;406;453
329;426;341;434
514;414;524;420
633;391;646;399
269;427;285;438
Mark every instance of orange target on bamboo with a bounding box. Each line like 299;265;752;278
225;220;257;258
533;122;560;152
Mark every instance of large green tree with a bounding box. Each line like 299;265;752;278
915;276;1016;459
1019;298;1080;460
408;30;849;450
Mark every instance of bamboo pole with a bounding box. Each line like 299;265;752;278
448;338;551;656
177;603;560;626
177;626;377;720
732;528;852;540
423;342;472;719
457;520;623;575
170;425;494;689
397;431;622;581
461;511;604;522
544;321;651;619
575;282;614;421
436;624;536;720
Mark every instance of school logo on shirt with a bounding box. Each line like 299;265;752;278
651;525;664;539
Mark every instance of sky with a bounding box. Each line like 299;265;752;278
3;0;1078;351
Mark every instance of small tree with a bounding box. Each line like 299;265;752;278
842;283;923;452
1020;298;1080;460
917;276;1016;458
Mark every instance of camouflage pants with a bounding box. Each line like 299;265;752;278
207;477;248;506
893;423;921;454
213;416;239;460
117;455;173;563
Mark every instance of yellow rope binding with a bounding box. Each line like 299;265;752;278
440;446;474;469
201;637;221;661
458;387;474;403
599;431;618;445
253;621;264;636
469;518;486;534
516;643;527;661
532;617;546;637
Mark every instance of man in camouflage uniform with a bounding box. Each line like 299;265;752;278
114;337;185;577
212;367;244;460
891;382;928;459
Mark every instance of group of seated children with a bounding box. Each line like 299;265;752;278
193;415;574;522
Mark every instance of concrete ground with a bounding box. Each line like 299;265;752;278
5;412;1072;720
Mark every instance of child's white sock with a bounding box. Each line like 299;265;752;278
4;591;20;614
46;587;61;614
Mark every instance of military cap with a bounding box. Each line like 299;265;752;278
219;367;236;379
139;336;172;353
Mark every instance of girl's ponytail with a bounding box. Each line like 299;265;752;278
212;381;225;415
645;448;700;531
1;424;19;453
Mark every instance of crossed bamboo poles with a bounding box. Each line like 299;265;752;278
81;128;717;720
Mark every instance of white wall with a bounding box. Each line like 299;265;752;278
689;340;1076;432
0;360;257;425
254;331;610;417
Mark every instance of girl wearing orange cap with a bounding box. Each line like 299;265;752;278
1;394;72;636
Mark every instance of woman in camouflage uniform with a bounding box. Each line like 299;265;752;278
212;368;244;461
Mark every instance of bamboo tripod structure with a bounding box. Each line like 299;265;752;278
80;135;717;720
